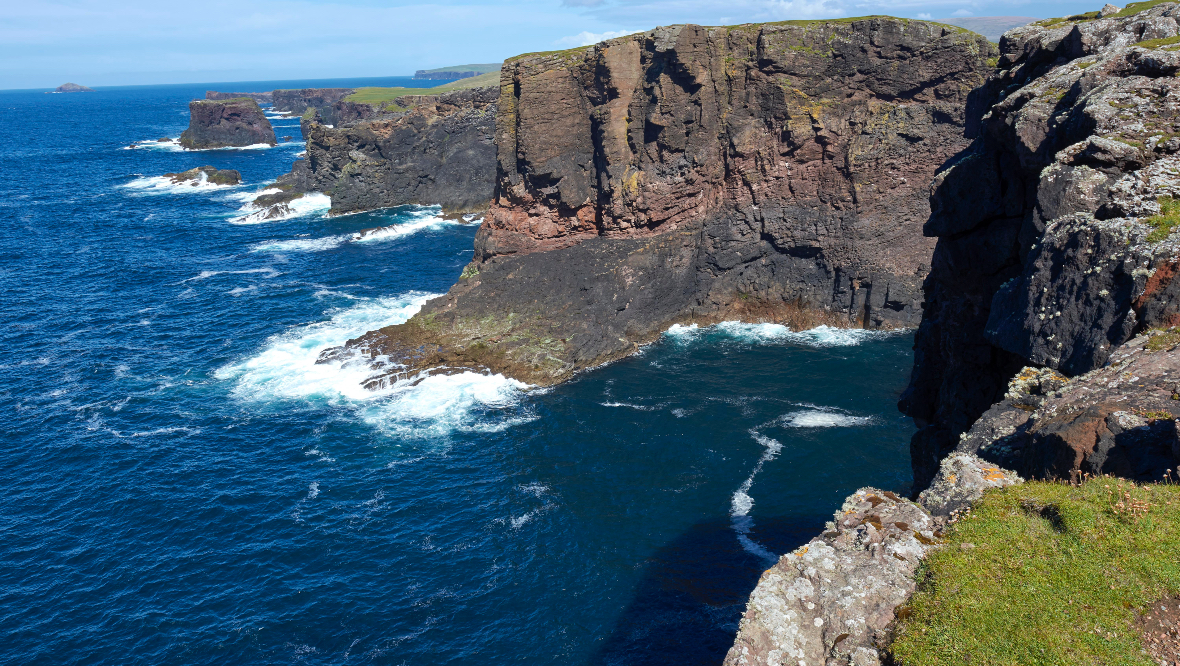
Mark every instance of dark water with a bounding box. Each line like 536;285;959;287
0;83;916;665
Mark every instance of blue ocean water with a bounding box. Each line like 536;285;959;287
0;82;916;665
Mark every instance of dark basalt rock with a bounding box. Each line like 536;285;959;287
272;88;355;126
901;4;1180;490
179;98;276;149
333;18;995;387
264;87;497;217
163;166;241;186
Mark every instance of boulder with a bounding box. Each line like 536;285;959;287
163;166;241;186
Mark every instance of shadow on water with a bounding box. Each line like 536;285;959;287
592;514;828;666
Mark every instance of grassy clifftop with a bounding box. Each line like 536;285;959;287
891;477;1180;665
343;72;499;106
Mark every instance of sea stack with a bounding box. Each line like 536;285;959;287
179;98;276;150
53;83;93;93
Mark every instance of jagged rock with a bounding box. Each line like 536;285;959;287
264;87;497;216
272;88;355;125
959;332;1180;481
179;98;276;149
163;166;241;186
333;18;995;387
901;3;1180;490
724;455;1020;666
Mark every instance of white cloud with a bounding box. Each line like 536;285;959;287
556;28;643;46
952;8;974;16
917;12;932;18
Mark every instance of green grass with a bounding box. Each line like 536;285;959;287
890;478;1180;665
342;72;500;106
1115;0;1180;18
1136;34;1180;49
1146;195;1180;242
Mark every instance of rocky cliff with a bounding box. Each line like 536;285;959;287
179;98;276;149
263;87;497;215
206;90;273;104
329;18;995;387
900;1;1180;489
272;88;355;125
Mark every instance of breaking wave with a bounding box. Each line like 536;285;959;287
664;321;898;347
230;193;333;224
120;172;240;196
216;291;535;438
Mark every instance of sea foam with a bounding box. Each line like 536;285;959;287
120;172;240;196
730;432;783;562
230;192;333;224
216;291;534;438
779;408;873;428
664;321;897;347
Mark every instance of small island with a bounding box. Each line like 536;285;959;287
51;82;93;93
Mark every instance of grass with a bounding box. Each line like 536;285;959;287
1136;34;1180;49
1145;327;1180;351
1146;195;1180;242
342;72;499;106
890;477;1180;665
1115;0;1180;18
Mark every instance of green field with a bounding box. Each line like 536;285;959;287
415;63;501;75
891;476;1180;665
343;72;500;108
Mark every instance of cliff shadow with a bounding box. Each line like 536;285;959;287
590;514;826;666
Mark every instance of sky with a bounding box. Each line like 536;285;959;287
1;0;1116;89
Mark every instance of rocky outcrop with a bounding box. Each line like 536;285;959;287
206;91;273;104
724;454;1021;666
163;166;241;186
900;2;1180;490
330;18;995;387
53;82;92;93
960;332;1180;482
272;88;355;125
179;98;276;149
266;87;497;215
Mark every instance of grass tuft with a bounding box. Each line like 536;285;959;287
890;476;1180;665
1146;195;1180;242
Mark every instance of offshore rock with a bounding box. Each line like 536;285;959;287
724;455;1020;666
269;87;497;215
901;3;1180;489
53;83;93;93
335;18;995;386
163;166;241;186
179;98;276;149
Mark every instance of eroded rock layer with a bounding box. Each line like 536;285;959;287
901;3;1180;489
337;18;995;386
276;88;497;215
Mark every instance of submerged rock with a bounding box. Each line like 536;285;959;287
163;166;241;186
330;18;995;387
179;98;276;149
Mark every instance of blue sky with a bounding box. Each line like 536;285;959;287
2;0;1113;89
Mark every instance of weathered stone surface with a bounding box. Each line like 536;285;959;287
268;87;497;215
334;18;995;387
179;98;276;149
901;3;1180;489
724;455;1020;666
960;333;1180;481
163;166;241;186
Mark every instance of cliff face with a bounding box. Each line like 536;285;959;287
272;88;355;126
333;18;995;387
269;88;497;215
901;3;1180;489
179;98;276;149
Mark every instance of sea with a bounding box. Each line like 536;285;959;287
0;78;917;665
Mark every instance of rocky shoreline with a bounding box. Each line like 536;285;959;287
327;18;995;387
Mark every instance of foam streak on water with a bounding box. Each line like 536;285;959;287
665;321;899;347
730;432;783;563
